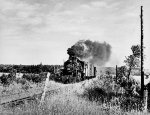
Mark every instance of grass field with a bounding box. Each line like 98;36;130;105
0;75;149;115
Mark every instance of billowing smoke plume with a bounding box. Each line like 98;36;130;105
67;40;111;66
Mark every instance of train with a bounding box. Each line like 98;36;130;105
51;54;97;84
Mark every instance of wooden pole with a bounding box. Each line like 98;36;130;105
40;72;50;106
140;6;144;99
144;89;148;112
116;65;118;83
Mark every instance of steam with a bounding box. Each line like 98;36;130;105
67;40;111;66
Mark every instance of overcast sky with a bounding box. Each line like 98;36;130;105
0;0;150;69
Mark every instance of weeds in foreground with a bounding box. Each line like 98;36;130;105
0;74;148;115
81;75;145;113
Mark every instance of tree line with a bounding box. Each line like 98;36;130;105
0;64;63;74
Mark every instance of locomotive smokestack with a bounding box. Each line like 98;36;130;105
67;40;111;66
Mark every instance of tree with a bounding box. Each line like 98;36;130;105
124;45;141;81
116;45;141;96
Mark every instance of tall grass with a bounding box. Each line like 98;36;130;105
0;74;148;115
80;75;146;113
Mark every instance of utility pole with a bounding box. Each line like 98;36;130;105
116;65;118;83
141;6;144;99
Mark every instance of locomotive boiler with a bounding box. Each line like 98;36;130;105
59;54;97;83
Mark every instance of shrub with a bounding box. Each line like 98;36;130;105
120;96;143;112
0;73;16;86
22;73;46;83
82;87;106;103
15;78;27;85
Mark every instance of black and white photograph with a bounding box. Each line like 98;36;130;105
0;0;150;114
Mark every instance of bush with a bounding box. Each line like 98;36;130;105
0;73;16;86
120;96;143;112
81;73;143;112
82;87;106;103
15;78;27;85
22;73;47;83
22;74;32;81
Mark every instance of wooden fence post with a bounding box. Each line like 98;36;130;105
39;72;50;106
144;89;148;112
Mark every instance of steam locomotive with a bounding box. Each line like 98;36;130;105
52;55;97;84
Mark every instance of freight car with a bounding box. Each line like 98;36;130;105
52;54;97;84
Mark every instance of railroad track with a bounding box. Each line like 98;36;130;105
0;84;62;106
0;73;84;106
0;89;43;105
0;73;50;106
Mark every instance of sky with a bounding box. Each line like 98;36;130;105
0;0;150;69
